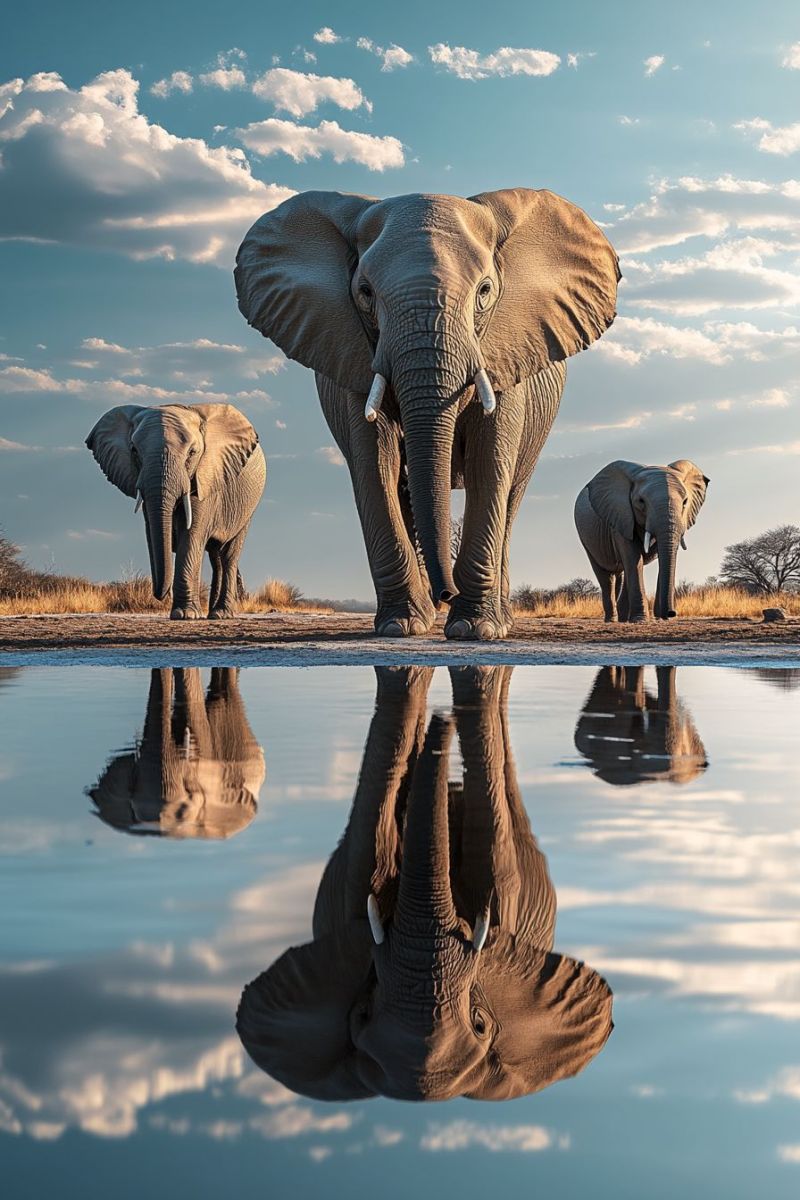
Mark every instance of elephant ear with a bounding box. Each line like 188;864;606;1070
192;404;259;501
587;460;642;541
85;405;147;497
236;931;376;1102
235;190;378;393
669;460;709;528
469;188;620;392
466;938;613;1100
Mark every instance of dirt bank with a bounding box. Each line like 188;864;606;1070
1;612;799;663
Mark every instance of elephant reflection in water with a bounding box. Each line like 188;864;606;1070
237;666;612;1103
574;666;707;786
88;668;265;838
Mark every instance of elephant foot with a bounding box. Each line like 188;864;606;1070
375;597;436;638
208;607;237;620
170;605;202;621
445;598;507;642
628;613;650;624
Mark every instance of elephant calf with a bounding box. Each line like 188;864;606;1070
574;459;709;622
87;402;266;619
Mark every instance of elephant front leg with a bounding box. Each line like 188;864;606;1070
616;540;649;622
447;401;525;641
208;528;248;619
171;528;205;620
317;376;435;637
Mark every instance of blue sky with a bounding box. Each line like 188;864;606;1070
2;0;800;597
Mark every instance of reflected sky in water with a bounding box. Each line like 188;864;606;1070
1;664;799;1199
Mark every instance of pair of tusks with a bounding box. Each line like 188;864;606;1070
643;530;688;554
133;492;192;531
367;894;491;953
363;370;497;422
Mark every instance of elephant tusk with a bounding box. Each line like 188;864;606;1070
364;374;387;422
474;369;496;415
681;534;688;551
644;530;653;555
367;894;384;945
472;908;491;953
134;493;143;514
182;493;192;531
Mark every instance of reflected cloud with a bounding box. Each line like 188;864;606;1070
238;667;612;1103
574;666;707;786
87;668;265;839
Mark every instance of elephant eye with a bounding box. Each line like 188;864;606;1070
471;1006;490;1038
475;279;494;312
356;281;374;310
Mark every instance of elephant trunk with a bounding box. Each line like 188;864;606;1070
390;714;460;987
141;458;190;602
654;529;680;620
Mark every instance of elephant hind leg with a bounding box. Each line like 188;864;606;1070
208;543;223;615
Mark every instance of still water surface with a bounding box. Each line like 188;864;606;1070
1;664;799;1198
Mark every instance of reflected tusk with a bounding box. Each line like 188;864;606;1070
472;908;490;953
182;728;192;760
681;535;688;551
644;530;652;555
182;493;192;531
364;374;387;422
474;369;496;414
367;894;384;945
134;493;143;513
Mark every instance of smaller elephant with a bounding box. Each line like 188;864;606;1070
237;665;612;1103
574;459;709;622
86;402;266;619
88;667;265;838
574;665;708;786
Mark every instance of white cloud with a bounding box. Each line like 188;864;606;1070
428;43;560;80
235;117;404;169
748;387;791;408
593;316;732;365
356;38;414;72
566;51;596;69
619;115;640;126
200;66;247;91
781;43;800;69
316;445;346;467
734;1066;800;1105
0;70;292;266
421;1120;557;1153
250;68;370;117
150;71;193;99
735;116;800;156
313;27;342;45
779;1144;800;1163
66;528;121;540
644;55;665;76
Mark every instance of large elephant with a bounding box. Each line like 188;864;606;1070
86;403;266;619
574;666;707;786
236;189;619;640
237;666;612;1102
574;459;709;622
88;667;265;838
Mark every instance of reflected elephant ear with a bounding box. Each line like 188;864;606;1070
668;460;709;528
235;190;378;393
587;460;642;541
469;188;620;391
192;404;259;501
466;938;613;1100
85;405;147;497
236;931;376;1102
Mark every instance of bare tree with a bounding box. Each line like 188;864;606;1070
0;531;31;596
720;525;800;594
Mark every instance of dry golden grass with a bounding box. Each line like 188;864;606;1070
512;585;800;620
0;573;330;616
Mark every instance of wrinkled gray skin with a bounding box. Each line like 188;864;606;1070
88;667;265;839
86;403;266;619
574;459;709;622
574;665;708;787
237;666;612;1102
236;190;619;640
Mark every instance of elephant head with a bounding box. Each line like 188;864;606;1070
236;190;619;605
86;403;259;601
88;668;265;839
237;666;612;1102
588;459;709;619
574;666;708;786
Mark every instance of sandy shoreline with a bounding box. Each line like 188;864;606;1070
1;613;799;667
